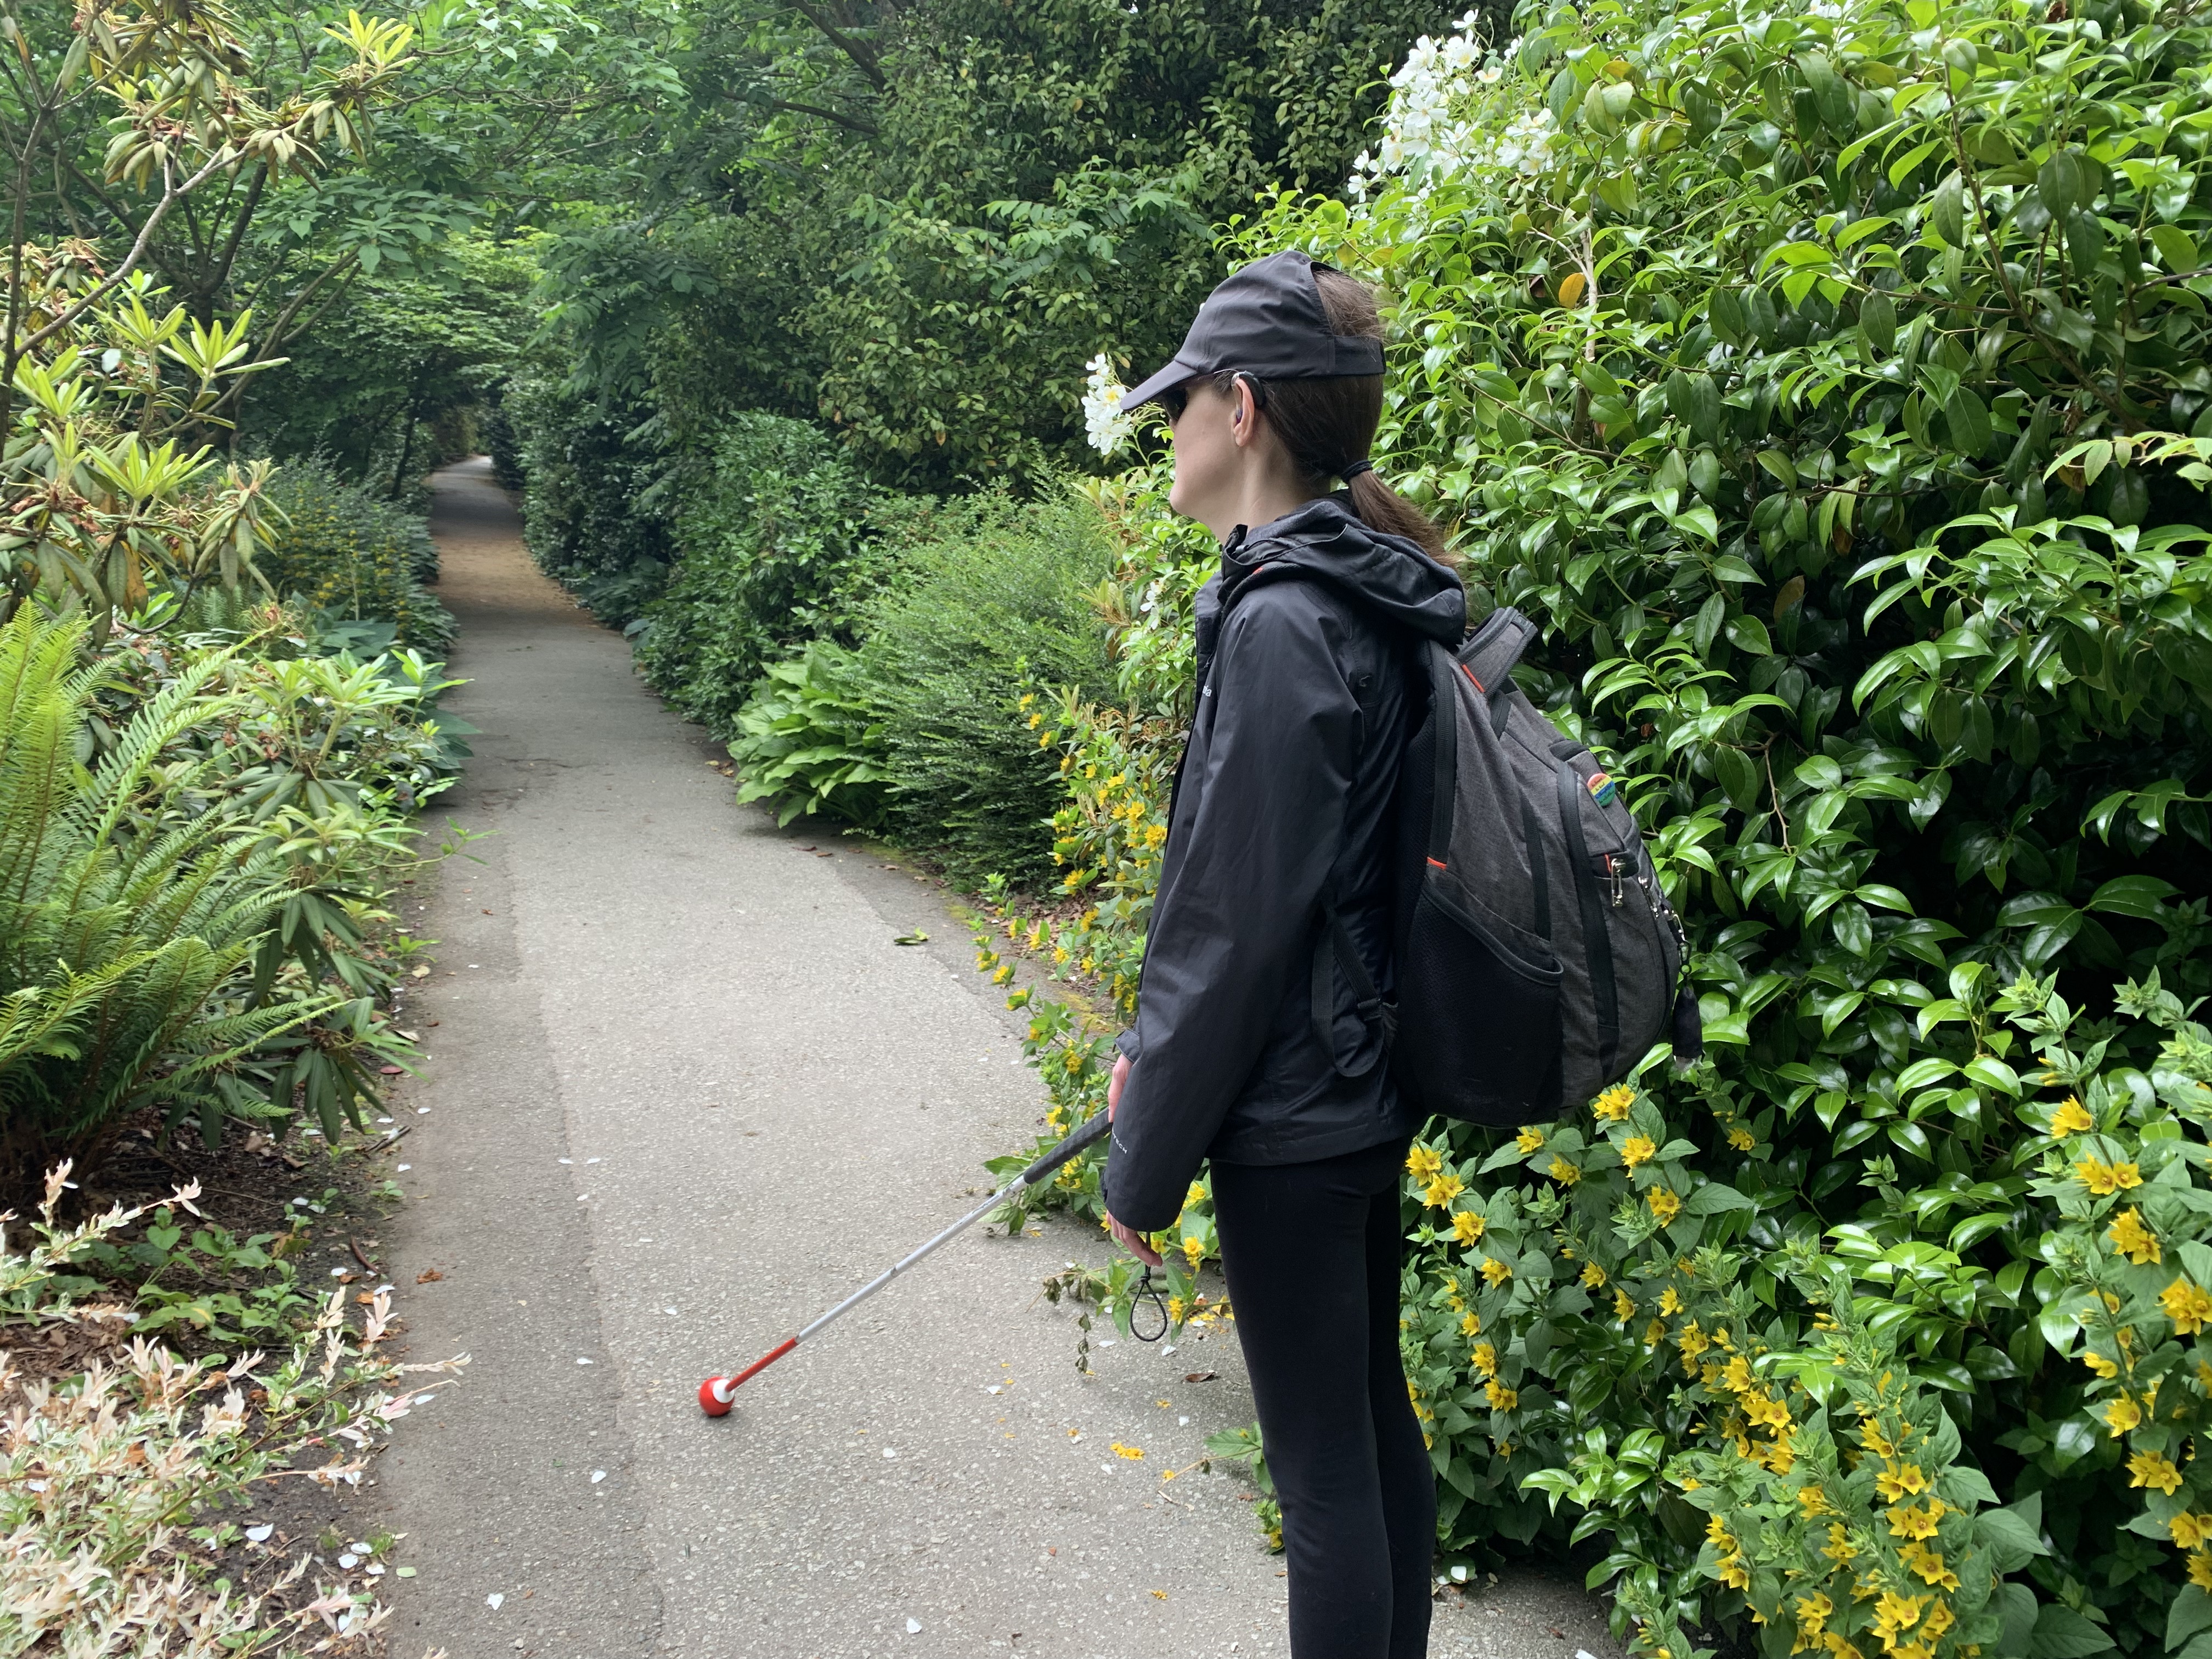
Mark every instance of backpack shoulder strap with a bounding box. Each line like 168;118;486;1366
1456;606;1537;693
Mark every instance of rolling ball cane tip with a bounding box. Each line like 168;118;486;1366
698;1376;736;1417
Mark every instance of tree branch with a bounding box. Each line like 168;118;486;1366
789;2;887;91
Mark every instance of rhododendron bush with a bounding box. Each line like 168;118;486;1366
995;0;2212;1652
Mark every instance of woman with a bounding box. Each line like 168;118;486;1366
1101;248;1465;1659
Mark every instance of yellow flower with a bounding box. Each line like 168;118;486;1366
1922;1602;1956;1643
1794;1590;1833;1645
2170;1513;2212;1549
1451;1211;1486;1246
1900;1542;1960;1591
1726;1125;1755;1152
1872;1590;1926;1640
2109;1207;2162;1265
2082;1350;2120;1380
1471;1342;1498;1379
2075;1156;2143;1196
1821;1522;1858;1564
1187;1182;1207;1208
1658;1286;1683;1316
1423;1172;1465;1210
1874;1460;1928;1502
1182;1235;1205;1269
2051;1096;2095;1135
1886;1499;1946;1540
2103;1394;2145;1436
1649;1187;1683;1224
1798;1485;1831;1516
1516;1126;1545;1153
1480;1256;1514;1288
1485;1378;1518;1412
2130;1449;2183;1494
2163;1277;2212;1335
1860;1419;1899;1458
1613;1289;1634;1322
1581;1261;1607;1290
1459;1311;1483;1338
1593;1085;1635;1121
1548;1156;1582;1186
1407;1144;1443;1182
1621;1135;1657;1169
2191;1550;2212;1592
1109;1442;1145;1460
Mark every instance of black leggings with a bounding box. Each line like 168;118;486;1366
1210;1135;1434;1659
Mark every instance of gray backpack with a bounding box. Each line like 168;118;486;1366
1321;606;1700;1125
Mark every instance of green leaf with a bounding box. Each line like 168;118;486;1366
1684;1181;1756;1215
2029;1602;2114;1658
1979;1503;2051;1574
2149;224;2200;272
1724;614;1772;655
1708;287;1748;344
1932;171;1967;248
1714;746;1761;811
2086;874;2179;920
2169;1588;2212;1652
1962;1057;2022;1096
1859;290;1897;357
1888;139;1941;188
2038;148;2083;219
1945;386;1993;456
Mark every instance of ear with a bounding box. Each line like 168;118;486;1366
1229;375;1260;447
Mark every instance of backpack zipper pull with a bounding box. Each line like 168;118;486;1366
1606;854;1626;909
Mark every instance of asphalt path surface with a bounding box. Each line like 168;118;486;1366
369;458;1625;1659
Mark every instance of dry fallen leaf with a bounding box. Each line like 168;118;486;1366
1183;1372;1218;1384
417;1268;444;1284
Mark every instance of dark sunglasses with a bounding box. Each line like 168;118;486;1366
1157;373;1264;426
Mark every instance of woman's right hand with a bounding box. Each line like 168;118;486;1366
1101;1053;1159;1263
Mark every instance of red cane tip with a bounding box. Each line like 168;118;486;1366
698;1375;736;1417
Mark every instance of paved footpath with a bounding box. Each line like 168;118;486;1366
370;458;1625;1659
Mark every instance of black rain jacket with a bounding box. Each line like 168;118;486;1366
1102;496;1466;1234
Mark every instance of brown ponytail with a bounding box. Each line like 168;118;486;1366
1233;266;1457;567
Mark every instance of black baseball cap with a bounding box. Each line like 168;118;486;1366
1118;250;1386;414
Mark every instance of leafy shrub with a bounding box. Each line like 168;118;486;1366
0;612;421;1187
728;641;889;828
853;489;1118;885
258;459;454;648
1;250;280;637
990;0;2212;1651
722;485;1119;883
635;413;918;734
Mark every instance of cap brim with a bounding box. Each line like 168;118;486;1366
1118;358;1201;415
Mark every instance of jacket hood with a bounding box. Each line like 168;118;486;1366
1222;495;1465;646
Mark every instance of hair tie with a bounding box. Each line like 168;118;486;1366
1340;458;1375;481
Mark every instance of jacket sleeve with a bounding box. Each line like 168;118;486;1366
1103;585;1359;1233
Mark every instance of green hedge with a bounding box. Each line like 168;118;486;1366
635;413;929;735
504;371;679;628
